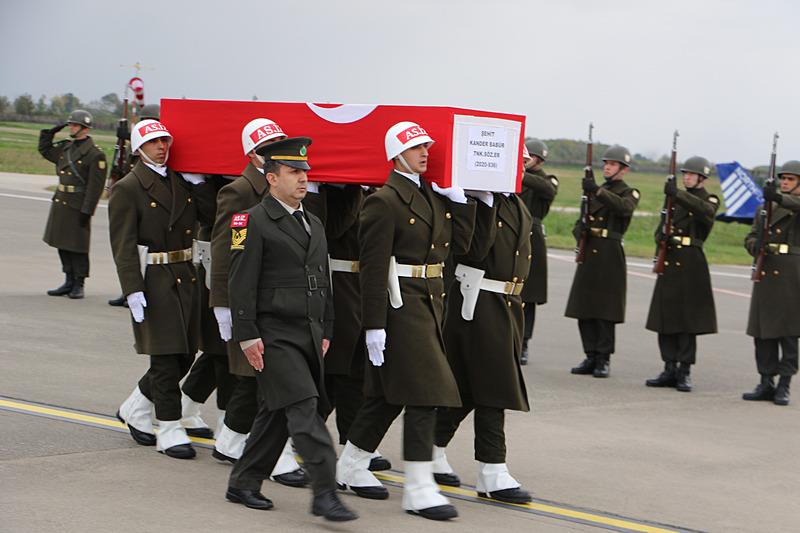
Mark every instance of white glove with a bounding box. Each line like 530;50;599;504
213;307;232;341
365;329;386;367
431;183;468;204
181;173;206;185
127;291;147;323
306;181;320;194
466;190;494;207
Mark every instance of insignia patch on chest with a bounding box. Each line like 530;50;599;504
231;228;247;250
231;213;249;228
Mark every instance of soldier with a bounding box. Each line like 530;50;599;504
209;119;306;487
432;189;533;504
518;139;558;364
645;157;719;392
742;161;800;406
565;145;640;378
38;110;107;299
110;119;215;458
336;121;476;521
224;137;356;521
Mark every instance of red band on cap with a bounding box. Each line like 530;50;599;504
249;123;284;143
231;213;249;228
138;122;168;136
396;125;429;143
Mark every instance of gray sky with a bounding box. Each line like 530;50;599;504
2;0;797;167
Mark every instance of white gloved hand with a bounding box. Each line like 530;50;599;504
127;291;147;323
213;307;232;341
431;183;468;204
365;329;386;367
466;190;494;207
181;173;206;185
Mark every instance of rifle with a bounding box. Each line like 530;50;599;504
751;132;780;282
106;98;129;194
575;122;593;263
653;130;679;274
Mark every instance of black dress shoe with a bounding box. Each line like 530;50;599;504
645;362;677;387
774;376;791;406
116;410;156;446
226;487;274;510
478;487;532;504
271;468;308;488
406;504;458;521
108;295;127;307
434;472;461;487
47;275;73;296
571;357;595;375
520;346;529;366
67;278;84;299
212;448;237;464
337;482;389;500
185;427;214;439
160;443;196;459
593;359;610;378
312;490;358;521
743;376;776;401
368;455;392;472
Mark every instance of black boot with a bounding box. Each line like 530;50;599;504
571;355;595;375
646;362;677;387
520;344;529;366
47;274;74;296
593;356;610;378
742;375;775;401
311;490;358;521
774;376;791;406
108;294;127;307
68;277;85;299
675;363;693;392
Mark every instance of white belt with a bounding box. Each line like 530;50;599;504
395;262;444;279
329;258;360;273
478;278;524;296
145;247;193;265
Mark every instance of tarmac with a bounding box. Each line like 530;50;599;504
1;171;797;533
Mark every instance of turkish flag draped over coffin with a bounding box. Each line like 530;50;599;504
160;99;526;192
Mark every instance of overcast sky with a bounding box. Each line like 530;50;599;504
2;0;797;167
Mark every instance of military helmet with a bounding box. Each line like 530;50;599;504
601;145;632;167
778;160;800;177
67;109;93;128
681;156;712;179
525;139;548;161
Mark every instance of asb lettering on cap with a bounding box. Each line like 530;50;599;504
131;119;172;153
396;124;429;143
385;121;435;161
241;118;287;155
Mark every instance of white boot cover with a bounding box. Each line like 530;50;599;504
402;461;450;511
180;393;210;430
475;462;520;493
270;438;301;477
156;419;191;451
432;445;455;474
336;441;384;488
119;386;154;434
214;423;247;459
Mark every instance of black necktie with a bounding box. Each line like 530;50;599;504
292;210;308;234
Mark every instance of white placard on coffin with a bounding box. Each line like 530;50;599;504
451;114;522;193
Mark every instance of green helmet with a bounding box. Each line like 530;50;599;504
525;139;548;161
601;145;632;167
680;156;712;178
67;109;93;128
778;160;800;177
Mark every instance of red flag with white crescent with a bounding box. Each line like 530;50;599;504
128;77;145;109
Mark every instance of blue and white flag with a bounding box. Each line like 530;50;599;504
715;162;762;222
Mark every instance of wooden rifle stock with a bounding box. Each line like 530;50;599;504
751;132;780;282
653;130;679;274
575;123;593;263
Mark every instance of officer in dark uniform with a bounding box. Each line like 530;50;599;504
565;145;640;378
38;110;107;299
518;139;558;364
742;160;800;406
645;156;719;392
224;137;356;521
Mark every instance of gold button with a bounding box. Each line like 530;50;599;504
150;202;157;208
497;221;503;228
185;229;192;235
761;271;766;276
445;212;452;219
521;303;526;309
431;244;435;249
440;292;446;298
409;218;416;225
176;277;182;284
77;160;82;164
599;216;604;221
444;242;450;247
774;270;780;275
592;249;598;254
530;232;533;236
507;301;512;307
665;261;670;266
512;276;518;282
187;198;192;203
429;294;434;300
527;254;532;260
60;170;65;175
515;250;520;256
191;277;197;283
677;245;683;249
589;216;595;221
53;199;59;203
676;262;681;266
688;212;693;217
677;228;683;234
776;229;782;234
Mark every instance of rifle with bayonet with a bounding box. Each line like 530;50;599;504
106;98;130;195
653;130;680;274
751;132;780;282
575;122;594;263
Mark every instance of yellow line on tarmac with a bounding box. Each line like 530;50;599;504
1;397;683;533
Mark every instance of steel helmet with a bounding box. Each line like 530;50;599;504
778;160;800;177
67;109;93;128
131;119;172;153
385;121;434;161
241;118;286;155
601;145;632;167
681;156;712;178
525;139;548;161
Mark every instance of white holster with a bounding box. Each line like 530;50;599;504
387;256;403;309
137;244;149;279
455;264;485;321
192;239;212;289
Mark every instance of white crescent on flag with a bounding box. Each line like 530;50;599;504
306;103;378;124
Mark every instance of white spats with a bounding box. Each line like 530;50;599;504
432;445;455;474
156;419;191;451
214;424;248;460
271;438;301;477
402;461;450;511
118;386;154;433
179;393;210;430
336;441;384;488
475;462;520;493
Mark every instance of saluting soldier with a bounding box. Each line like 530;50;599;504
518;139;559;364
224;136;356;521
336;121;476;521
209;119;306;487
565;145;640;378
645;157;719;392
38;110;107;299
742;161;800;406
433;189;533;504
111;119;215;458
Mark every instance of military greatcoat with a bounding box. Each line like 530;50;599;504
565;179;640;323
197;174;229;355
38;130;107;253
518;168;558;304
359;171;476;407
646;188;719;335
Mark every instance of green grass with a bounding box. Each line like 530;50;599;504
542;164;752;265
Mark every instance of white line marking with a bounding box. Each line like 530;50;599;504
0;191;108;208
